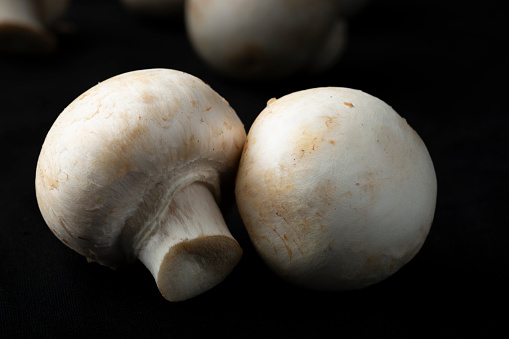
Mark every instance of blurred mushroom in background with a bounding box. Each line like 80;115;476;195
0;0;70;55
184;0;370;81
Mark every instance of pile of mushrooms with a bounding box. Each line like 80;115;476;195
0;0;69;54
235;87;437;290
35;69;246;301
34;2;438;297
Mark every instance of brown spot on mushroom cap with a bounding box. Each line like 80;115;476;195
142;92;156;104
86;114;151;185
358;170;384;203
291;117;340;160
319;115;341;128
293;130;322;158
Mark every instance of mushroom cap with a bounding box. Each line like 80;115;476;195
235;87;437;290
36;69;246;267
185;0;341;80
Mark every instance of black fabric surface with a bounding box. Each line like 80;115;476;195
1;0;507;337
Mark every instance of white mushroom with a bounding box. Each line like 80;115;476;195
120;0;184;19
0;0;69;54
235;87;437;291
35;69;246;301
185;0;346;80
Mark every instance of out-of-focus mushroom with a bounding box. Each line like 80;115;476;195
185;0;346;80
35;68;246;301
236;87;437;291
0;0;69;54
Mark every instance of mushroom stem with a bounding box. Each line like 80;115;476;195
138;182;242;301
0;0;55;54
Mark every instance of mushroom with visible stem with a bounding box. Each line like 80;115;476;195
0;0;69;54
185;0;347;80
35;69;246;301
235;87;437;291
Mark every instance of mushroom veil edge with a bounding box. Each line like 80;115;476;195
235;87;437;291
35;69;246;302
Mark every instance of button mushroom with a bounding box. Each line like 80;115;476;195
185;0;346;80
35;69;246;301
0;0;69;54
235;87;437;291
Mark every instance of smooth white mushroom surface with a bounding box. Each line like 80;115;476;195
185;0;346;80
36;68;246;301
235;87;437;291
0;0;69;54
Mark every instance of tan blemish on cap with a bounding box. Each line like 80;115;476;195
267;98;277;106
35;68;247;302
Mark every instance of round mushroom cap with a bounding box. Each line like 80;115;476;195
185;0;341;80
235;87;437;290
36;69;246;267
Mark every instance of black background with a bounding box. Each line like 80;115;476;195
1;0;508;337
